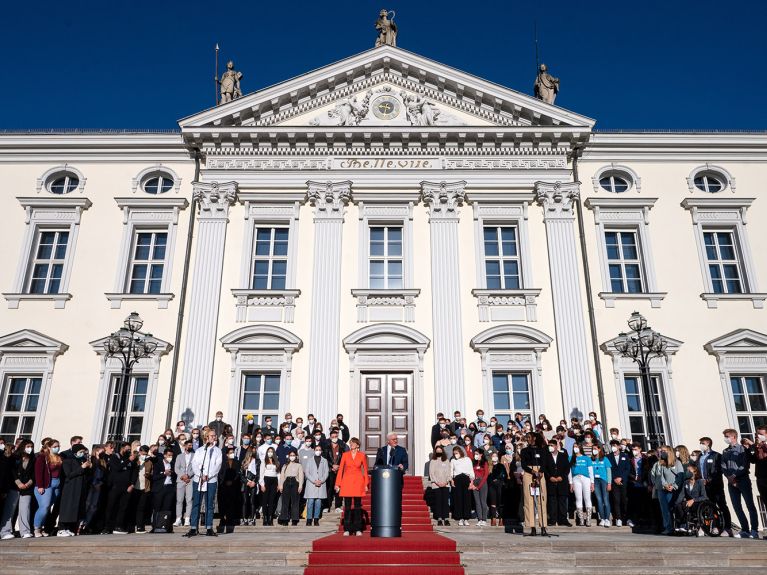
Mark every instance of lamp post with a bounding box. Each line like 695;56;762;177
614;311;669;450
103;312;157;442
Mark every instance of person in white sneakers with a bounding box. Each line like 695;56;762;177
450;446;474;526
57;444;92;536
0;441;35;539
174;440;195;526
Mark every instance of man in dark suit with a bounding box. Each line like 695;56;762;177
303;414;319;436
607;440;631;526
544;438;571;526
699;436;733;535
261;416;278;438
430;413;446;448
374;433;409;473
151;448;177;531
335;413;351;443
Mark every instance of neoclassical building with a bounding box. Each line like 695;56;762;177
1;46;766;475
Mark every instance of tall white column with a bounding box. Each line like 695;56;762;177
421;180;467;414
306;180;351;426
178;181;237;426
535;181;594;419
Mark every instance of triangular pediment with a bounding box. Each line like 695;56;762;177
705;329;767;354
0;329;69;356
180;46;594;136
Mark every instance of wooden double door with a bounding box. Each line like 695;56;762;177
360;373;414;474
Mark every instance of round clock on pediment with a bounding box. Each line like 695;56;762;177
372;95;401;120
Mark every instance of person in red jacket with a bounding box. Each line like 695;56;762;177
33;439;62;537
334;437;369;536
470;449;489;525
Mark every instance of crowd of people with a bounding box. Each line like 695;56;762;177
427;409;766;538
0;407;765;540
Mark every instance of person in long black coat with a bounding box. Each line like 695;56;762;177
59;444;92;535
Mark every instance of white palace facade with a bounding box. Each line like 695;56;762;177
1;46;766;472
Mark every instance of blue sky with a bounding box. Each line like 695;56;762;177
1;1;765;131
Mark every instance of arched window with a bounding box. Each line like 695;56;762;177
693;172;725;193
599;174;630;193
142;172;175;194
592;165;640;194
37;165;86;195
687;165;734;194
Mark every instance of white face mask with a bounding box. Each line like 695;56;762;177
573;447;580;454
25;447;33;454
0;443;5;451
227;453;235;460
216;417;223;422
632;450;641;457
474;454;481;460
675;451;681;458
699;443;709;452
690;455;699;462
51;447;60;454
758;434;767;442
611;434;619;440
165;457;174;463
548;446;555;453
314;450;322;456
611;446;619;453
331;437;338;443
592;449;599;456
288;456;296;462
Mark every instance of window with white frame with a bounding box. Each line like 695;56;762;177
369;226;403;289
491;372;532;427
142;173;174;195
25;229;70;294
0;376;42;440
251;226;289;290
624;374;667;448
127;231;168;294
483;226;521;290
703;230;744;294
104;374;149;443
239;373;280;433
730;375;767;441
605;230;645;293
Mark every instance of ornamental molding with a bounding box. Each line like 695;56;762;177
534;181;581;219
584;197;657;225
591;163;642;194
114;197;189;225
192;181;237;219
131;164;182;194
351;289;420;323
471;289;542;322
680;197;754;226
36;164;87;194
686;163;736;193
306;180;352;219
17;196;93;225
488;353;535;364
420;180;467;219
231;289;301;323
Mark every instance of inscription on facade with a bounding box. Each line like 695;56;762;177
206;156;567;171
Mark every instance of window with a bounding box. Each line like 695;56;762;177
0;376;42;440
605;230;644;293
694;173;724;193
25;229;69;294
105;374;148;443
127;231;167;294
731;376;767;441
624;375;666;449
483;226;521;289
239;373;280;433
599;174;630;193
703;231;743;294
251;227;289;290
369;226;403;289
48;174;79;195
142;174;174;195
492;372;532;427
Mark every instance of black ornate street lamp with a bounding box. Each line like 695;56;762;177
103;312;157;442
614;311;669;450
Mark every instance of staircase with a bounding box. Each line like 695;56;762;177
305;475;464;575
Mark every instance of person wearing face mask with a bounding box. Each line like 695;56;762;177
472;425;487;451
335;414;350;444
323;429;348;513
280;412;297;434
258;447;280;526
650;445;682;535
569;442;595;527
173;440;195;527
277;450;304;526
501;441;524;531
132;446;153;533
590;445;613;528
450;446;474;526
208;411;228;446
0;441;35;539
257;434;275;462
520;432;549;536
625;443;649;529
275;434;292;466
102;441;137;535
303;444;328;526
214;446;241;533
175;420;188;435
149;447;177;532
298;437;315;469
721;428;759;538
428;447;451;526
587;412;604;443
189;428;203;452
431;413;447;449
32;439;62;537
303;415;318;437
745;424;767;536
241;445;260;525
486;451;507;527
544;439;571;527
470;449;490;526
183;431;223;537
696;436;732;536
606;440;630;528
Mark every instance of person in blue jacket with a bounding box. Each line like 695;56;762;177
607;439;631;526
569;444;594;526
591;445;613;527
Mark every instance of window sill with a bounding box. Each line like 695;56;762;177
3;292;72;309
700;293;767;309
231;289;301;323
471;288;542;322
598;292;667;309
105;293;175;309
351;289;420;323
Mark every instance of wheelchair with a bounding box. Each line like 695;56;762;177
673;500;725;537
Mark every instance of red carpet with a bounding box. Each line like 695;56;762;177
305;475;464;575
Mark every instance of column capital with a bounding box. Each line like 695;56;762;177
534;181;581;220
420;180;467;220
193;181;238;219
307;180;352;219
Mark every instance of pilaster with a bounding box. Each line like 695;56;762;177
535;181;594;418
421;180;467;414
178;181;237;426
306;180;352;424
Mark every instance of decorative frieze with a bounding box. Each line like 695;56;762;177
472;288;541;322
352;289;420;323
231;289;300;323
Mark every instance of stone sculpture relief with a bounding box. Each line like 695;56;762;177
534;63;559;105
401;92;441;126
218;60;243;104
375;9;397;47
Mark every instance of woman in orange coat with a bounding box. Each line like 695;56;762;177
334;437;369;536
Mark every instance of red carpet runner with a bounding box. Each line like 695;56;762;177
305;475;464;575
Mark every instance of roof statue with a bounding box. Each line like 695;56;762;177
375;9;397;47
218;60;243;104
534;63;559;105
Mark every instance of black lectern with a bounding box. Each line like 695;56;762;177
370;466;402;537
